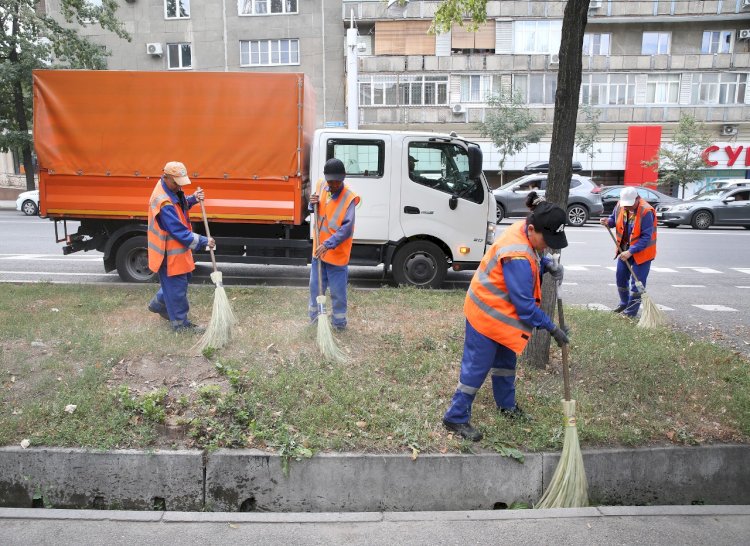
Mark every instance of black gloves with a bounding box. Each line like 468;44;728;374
550;325;570;347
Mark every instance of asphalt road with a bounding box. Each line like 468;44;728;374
2;210;749;355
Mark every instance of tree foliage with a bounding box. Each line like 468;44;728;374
430;0;488;33
575;103;602;180
479;91;544;186
642;114;713;199
0;0;129;190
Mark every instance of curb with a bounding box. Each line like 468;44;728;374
1;445;749;512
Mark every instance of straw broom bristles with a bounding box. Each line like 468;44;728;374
193;271;237;353
316;294;346;363
634;282;665;329
536;399;588;509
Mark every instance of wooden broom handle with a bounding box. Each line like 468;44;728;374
556;290;571;401
196;188;217;273
604;223;640;283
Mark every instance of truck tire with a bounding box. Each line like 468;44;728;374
566;204;589;227
392;240;447;289
115;236;156;283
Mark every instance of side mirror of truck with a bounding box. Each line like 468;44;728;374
468;146;483;181
449;194;458;210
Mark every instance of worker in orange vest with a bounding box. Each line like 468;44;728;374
308;158;360;330
443;200;569;442
147;161;215;332
599;186;657;317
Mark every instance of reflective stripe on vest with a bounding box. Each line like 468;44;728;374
147;181;196;276
616;199;657;265
463;221;541;354
316;181;360;267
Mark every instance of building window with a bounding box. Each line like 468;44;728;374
359;75;448;106
513;20;562;54
240;39;299;66
451;21;496;54
691;73;747;104
646;74;680;104
238;0;297;15
460;75;502;103
165;0;190;19
512;73;557;105
581;74;636;105
167;43;192;69
582;33;611;56
641;32;670;55
701;31;733;54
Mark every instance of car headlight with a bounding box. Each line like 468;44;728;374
671;204;694;212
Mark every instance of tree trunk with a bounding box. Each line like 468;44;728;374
9;6;36;191
524;0;589;370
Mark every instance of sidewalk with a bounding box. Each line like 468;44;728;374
2;506;749;545
0;200;17;210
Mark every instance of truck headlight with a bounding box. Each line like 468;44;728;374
486;222;496;244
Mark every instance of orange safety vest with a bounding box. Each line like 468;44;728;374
464;220;542;354
315;181;360;266
147;180;196;276
615;198;657;265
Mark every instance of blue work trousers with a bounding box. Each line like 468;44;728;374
309;258;349;329
444;320;518;424
149;264;192;329
616;258;652;317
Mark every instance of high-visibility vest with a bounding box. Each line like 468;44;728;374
316;181;360;266
615;198;657;265
147;180;196;276
464;220;541;354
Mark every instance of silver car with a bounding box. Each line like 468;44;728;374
493;174;604;227
660;186;750;230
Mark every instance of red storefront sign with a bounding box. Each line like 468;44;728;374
701;145;750;168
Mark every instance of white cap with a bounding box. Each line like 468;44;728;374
620;187;638;207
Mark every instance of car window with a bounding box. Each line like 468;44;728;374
602;187;622;199
730;190;750;201
637;189;657;200
516;178;544;191
408;142;484;204
569;179;581;189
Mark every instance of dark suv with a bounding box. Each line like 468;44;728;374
493;172;604;226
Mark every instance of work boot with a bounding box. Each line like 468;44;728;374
612;303;627;313
147;302;170;320
442;419;483;442
173;321;205;334
499;405;531;421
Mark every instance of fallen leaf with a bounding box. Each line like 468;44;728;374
229;523;239;529
20;439;30;449
51;308;59;312
355;421;367;429
411;446;419;461
64;404;77;414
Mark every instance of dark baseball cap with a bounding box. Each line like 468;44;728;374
530;202;568;249
323;158;346;181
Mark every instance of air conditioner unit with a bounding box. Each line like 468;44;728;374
720;125;738;136
146;43;163;56
452;104;466;114
549;53;560;66
589;0;602;9
739;29;750;40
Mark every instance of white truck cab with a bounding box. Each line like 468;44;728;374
310;129;496;288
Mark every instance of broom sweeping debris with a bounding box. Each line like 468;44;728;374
193;190;236;353
536;294;588;509
604;224;665;329
312;206;346;363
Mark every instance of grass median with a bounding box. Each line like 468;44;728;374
1;283;748;462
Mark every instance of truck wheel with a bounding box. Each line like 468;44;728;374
566;204;589;227
691;210;712;230
392;241;447;288
115;236;155;283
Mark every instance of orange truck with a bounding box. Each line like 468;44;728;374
34;70;496;287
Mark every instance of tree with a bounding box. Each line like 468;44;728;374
0;0;129;191
643;114;712;199
479;92;545;186
575;103;602;181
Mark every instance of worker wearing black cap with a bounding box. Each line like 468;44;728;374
442;199;570;442
308;158;360;330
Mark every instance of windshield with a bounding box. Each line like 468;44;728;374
689;190;726;201
499;175;533;190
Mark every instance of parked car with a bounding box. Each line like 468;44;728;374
15;190;39;216
692;179;750;198
493;173;603;227
600;185;683;218
659;187;750;230
523;160;582;174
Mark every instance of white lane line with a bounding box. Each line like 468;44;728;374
672;284;706;288
732;268;750;275
606;266;616;272
651;267;678;273
692;304;738;312
677;267;722;274
0;256;101;262
656;304;674;311
561;282;578;286
565;265;592;271
0;270;115;276
737;286;750;289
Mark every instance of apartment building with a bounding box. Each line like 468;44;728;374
23;0;750;191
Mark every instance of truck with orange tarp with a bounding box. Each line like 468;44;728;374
33;70;496;287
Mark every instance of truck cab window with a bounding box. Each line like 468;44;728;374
408;142;484;204
326;139;385;178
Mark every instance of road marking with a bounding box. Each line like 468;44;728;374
672;284;706;288
606;266;616;272
732;268;750;275
651;267;678;273
561;282;578;286
692;304;738;312
0;256;101;262
678;267;722;274
737;286;750;289
656;304;674;311
570;303;611;311
0;270;115;276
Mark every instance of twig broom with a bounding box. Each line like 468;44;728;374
536;294;588;509
193;190;236;353
604;224;665;329
312;205;346;363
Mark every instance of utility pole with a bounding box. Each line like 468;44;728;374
345;12;359;130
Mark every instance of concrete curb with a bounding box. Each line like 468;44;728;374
1;445;749;512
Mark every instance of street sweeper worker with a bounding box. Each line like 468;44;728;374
147;161;215;333
599;186;657;317
442;199;569;442
308;158;360;330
